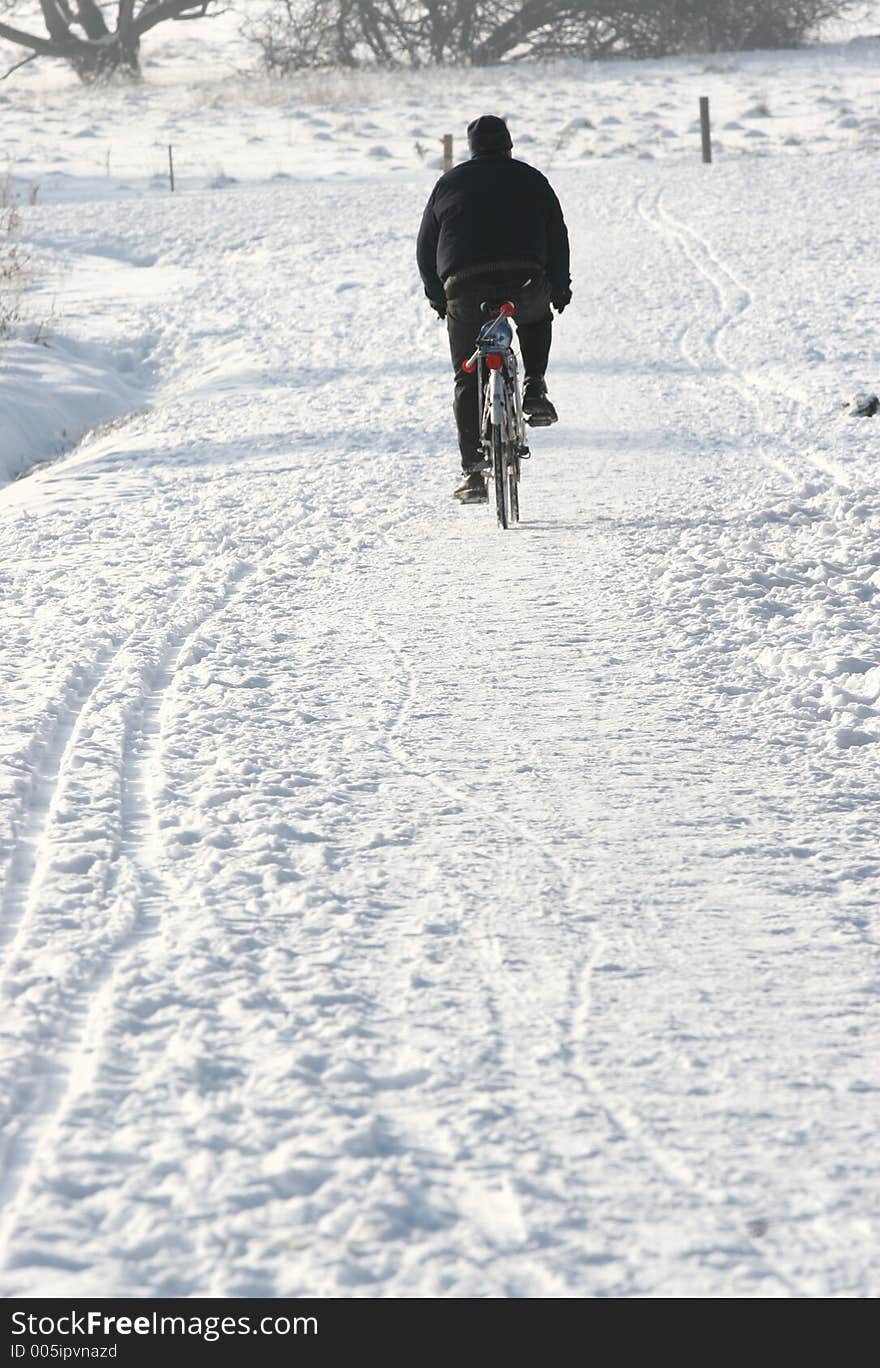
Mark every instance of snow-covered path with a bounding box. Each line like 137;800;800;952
1;156;878;1297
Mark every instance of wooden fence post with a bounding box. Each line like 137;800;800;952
699;97;712;164
442;134;453;172
168;144;175;193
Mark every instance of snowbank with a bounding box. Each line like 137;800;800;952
0;330;144;484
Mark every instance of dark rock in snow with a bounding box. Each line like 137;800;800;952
847;392;879;417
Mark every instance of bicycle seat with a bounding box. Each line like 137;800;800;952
480;299;516;319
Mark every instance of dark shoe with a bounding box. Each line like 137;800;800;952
522;375;558;427
453;469;488;503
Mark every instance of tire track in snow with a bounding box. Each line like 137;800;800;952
637;186;880;757
372;623;600;1266
637;187;853;490
0;564;253;1270
375;628;529;1250
376;623;791;1289
526;194;852;1295
373;551;701;1269
567;941;721;1195
636;187;794;487
566;907;811;1296
0;637;137;973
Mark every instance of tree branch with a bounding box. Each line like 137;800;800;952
75;0;110;40
0;18;84;56
133;0;210;36
38;0;74;44
117;0;135;36
2;49;39;79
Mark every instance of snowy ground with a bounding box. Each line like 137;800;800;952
1;19;879;1299
4;23;880;202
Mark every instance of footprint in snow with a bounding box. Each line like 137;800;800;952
825;656;876;676
834;727;875;748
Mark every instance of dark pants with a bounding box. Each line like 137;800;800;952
446;273;553;466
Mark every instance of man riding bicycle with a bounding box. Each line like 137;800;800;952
417;114;572;503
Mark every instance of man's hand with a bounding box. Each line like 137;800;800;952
428;297;447;321
552;288;572;315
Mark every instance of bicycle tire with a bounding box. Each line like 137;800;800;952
492;422;508;529
508;458;520;523
481;355;520;530
505;383;521;524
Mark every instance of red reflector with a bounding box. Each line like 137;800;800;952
486;353;503;370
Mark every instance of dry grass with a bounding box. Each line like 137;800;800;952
0;178;30;338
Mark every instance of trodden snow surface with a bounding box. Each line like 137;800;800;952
1;72;880;1296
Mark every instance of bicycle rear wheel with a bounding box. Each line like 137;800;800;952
504;375;521;525
507;456;520;524
484;363;520;530
492;423;509;529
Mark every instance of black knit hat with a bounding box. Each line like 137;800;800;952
467;115;513;156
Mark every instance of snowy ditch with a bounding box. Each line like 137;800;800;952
0;330;149;487
0;245;187;486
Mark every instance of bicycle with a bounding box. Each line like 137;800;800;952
462;301;530;530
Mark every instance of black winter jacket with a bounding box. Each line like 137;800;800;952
417;153;571;304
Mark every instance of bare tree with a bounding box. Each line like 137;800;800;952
248;0;486;70
0;0;223;83
247;0;859;71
